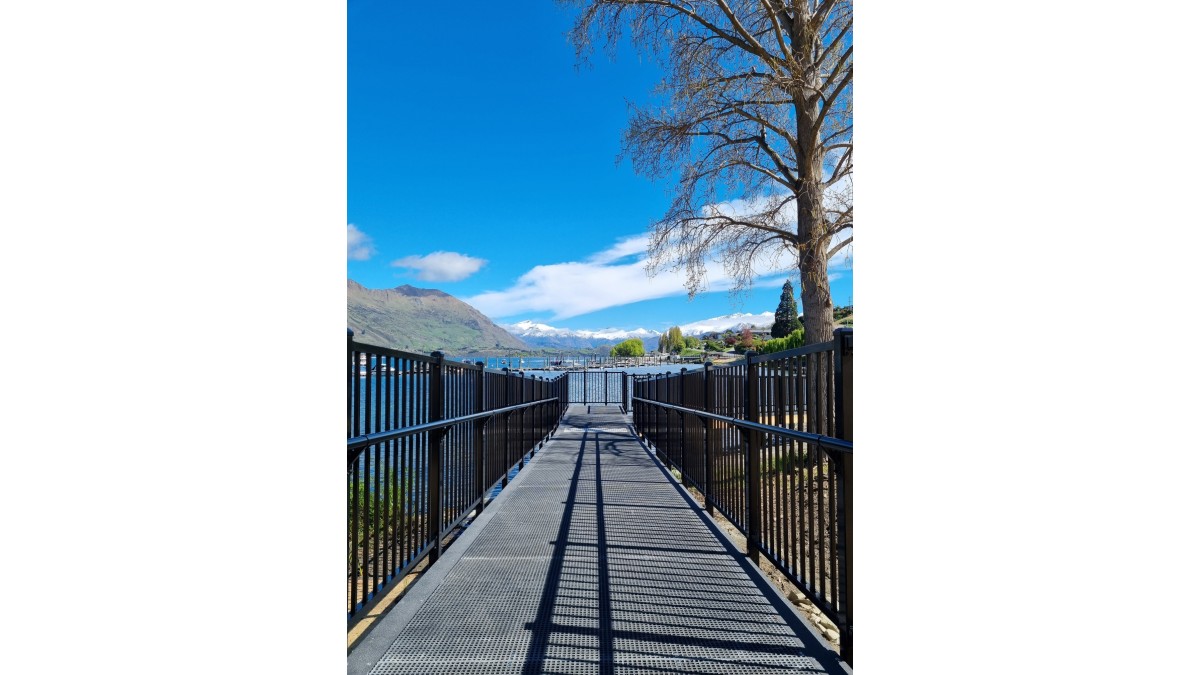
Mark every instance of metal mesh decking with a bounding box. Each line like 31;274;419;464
349;405;842;675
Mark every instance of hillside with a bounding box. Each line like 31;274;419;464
833;305;854;327
347;280;531;353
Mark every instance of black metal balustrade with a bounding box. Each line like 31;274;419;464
347;334;568;624
631;328;853;664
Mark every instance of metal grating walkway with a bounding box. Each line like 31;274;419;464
349;405;846;675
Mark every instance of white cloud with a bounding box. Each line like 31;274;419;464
467;235;788;321
587;235;648;264
392;251;487;282
347;223;374;261
468;194;852;321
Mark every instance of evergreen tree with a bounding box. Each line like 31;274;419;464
771;280;801;338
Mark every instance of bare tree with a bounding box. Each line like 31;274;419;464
561;0;852;343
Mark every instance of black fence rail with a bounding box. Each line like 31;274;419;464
566;370;629;407
347;333;568;624
631;328;853;665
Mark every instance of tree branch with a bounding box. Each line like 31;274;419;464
826;235;852;259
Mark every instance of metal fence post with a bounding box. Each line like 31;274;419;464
518;375;527;470
744;351;761;563
534;377;543;450
428;351;445;564
703;361;715;516
833;328;853;664
679;367;688;479
473;361;486;516
622;373;629;414
542;377;550;441
502;367;510;489
657;369;667;458
633;376;640;437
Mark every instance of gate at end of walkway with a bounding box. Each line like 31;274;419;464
566;370;629;408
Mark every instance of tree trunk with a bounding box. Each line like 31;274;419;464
791;11;832;347
799;239;834;345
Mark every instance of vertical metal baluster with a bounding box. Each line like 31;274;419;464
391;355;400;575
518;376;526;470
501;368;510;487
475;366;485;514
402;358;412;563
382;356;391;585
821;350;833;601
700;365;710;511
349;455;358;615
804;355;814;590
717;369;726;516
416;361;426;555
446;365;454;520
346;337;355;617
786;355;798;578
771;363;781;560
834;329;853;664
745;352;761;563
451;365;459;518
817;442;827;603
820;348;832;599
404;359;412;559
428;352;444;563
353;350;361;440
826;350;835;437
369;353;379;593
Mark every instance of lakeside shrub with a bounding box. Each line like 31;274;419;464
610;338;646;357
756;328;805;356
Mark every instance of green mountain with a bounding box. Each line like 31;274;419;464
347;280;530;354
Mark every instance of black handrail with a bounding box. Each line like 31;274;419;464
630;397;852;453
347;397;561;460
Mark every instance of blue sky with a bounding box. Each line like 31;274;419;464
348;0;852;332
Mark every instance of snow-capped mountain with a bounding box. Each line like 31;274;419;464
677;311;775;335
501;311;777;350
503;320;658;349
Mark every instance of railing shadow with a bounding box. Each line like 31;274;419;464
522;417;843;674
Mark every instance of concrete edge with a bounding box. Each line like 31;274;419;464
622;418;853;675
346;431;557;675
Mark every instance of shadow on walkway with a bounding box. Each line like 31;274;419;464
349;405;844;675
